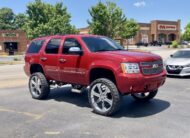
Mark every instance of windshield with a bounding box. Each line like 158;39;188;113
172;50;190;58
82;37;124;52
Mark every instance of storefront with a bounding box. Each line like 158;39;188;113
126;20;181;45
0;30;29;55
79;20;181;45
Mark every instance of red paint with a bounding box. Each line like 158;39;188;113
24;35;166;94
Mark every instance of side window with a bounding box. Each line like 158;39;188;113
45;38;61;54
63;38;82;54
27;39;45;54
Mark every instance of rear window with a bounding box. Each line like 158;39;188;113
27;39;45;54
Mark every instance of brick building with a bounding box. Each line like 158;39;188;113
0;30;29;54
79;20;181;45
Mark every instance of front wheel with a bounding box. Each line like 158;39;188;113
131;89;158;102
88;78;121;116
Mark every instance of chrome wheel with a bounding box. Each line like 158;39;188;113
30;75;42;97
90;83;113;112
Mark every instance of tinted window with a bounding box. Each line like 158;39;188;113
63;38;82;54
82;37;123;52
172;50;190;58
45;38;61;54
27;39;45;53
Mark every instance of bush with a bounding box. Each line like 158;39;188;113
13;57;21;61
172;40;178;48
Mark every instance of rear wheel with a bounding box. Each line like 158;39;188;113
131;89;158;102
88;78;121;116
29;72;50;100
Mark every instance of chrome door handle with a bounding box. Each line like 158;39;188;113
59;58;66;63
40;57;47;61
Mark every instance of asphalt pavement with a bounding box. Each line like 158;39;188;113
0;64;190;138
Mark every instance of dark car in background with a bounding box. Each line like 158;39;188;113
136;42;148;47
150;41;162;46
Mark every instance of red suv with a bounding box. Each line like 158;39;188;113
24;35;166;116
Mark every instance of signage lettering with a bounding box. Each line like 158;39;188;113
158;24;177;31
2;33;18;37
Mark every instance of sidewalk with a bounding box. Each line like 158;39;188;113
0;55;24;62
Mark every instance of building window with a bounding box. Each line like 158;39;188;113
141;34;148;43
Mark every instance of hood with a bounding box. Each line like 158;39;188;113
95;50;161;62
165;57;190;66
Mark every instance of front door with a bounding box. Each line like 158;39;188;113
58;37;88;85
40;38;61;80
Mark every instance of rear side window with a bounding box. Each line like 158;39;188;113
45;38;61;54
27;39;45;54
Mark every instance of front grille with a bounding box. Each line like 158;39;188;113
166;65;183;74
141;60;163;75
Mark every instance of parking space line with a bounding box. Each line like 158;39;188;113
44;131;61;135
0;107;44;120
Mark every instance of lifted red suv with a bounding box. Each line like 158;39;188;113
24;35;166;116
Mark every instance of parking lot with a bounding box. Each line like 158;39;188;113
0;62;190;138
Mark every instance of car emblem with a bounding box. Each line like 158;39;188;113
152;64;159;68
169;65;177;70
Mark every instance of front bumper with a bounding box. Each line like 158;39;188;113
117;70;166;94
166;66;190;77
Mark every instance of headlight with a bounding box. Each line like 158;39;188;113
121;63;140;74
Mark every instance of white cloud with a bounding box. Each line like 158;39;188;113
133;1;146;8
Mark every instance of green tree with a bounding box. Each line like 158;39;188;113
88;1;139;40
182;22;190;41
24;0;78;39
14;13;28;29
0;7;15;29
88;2;126;38
119;19;139;40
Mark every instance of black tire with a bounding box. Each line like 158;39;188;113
88;78;121;116
29;72;50;100
131;89;158;102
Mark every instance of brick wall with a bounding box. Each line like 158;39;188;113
0;30;29;54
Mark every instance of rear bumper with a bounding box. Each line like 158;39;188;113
24;63;30;76
117;70;166;94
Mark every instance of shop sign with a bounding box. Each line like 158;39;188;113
2;33;18;37
158;24;177;31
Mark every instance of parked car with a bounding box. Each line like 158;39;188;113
136;42;148;47
165;49;190;76
164;42;172;45
180;41;189;45
150;41;162;46
24;34;166;116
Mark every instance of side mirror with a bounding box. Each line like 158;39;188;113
68;47;83;55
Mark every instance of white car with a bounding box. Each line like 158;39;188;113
165;49;190;76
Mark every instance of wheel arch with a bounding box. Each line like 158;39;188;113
30;64;44;75
89;67;117;85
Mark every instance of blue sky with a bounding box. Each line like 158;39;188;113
0;0;189;31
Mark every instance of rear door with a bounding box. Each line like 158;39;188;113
40;37;62;80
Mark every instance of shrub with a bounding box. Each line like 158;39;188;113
172;40;178;48
13;57;21;61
